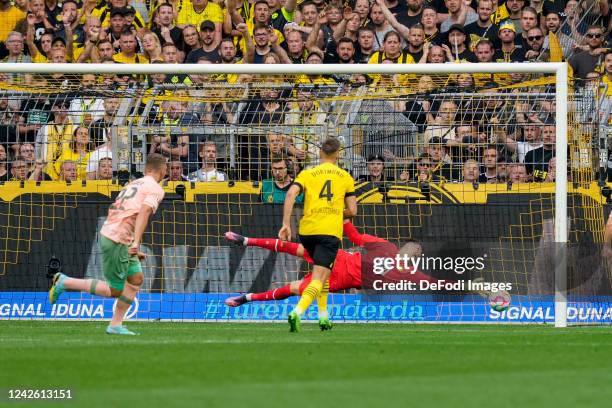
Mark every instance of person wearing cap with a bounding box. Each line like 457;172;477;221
440;0;477;34
185;20;221;63
357;154;395;183
102;8;127;52
51;36;67;49
463;0;500;52
92;0;145;29
49;35;76;63
122;5;141;31
494;20;526;62
177;0;224;44
446;23;476;62
35;98;74;180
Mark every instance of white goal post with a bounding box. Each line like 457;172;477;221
0;62;570;326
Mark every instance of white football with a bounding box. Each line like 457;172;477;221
489;291;511;312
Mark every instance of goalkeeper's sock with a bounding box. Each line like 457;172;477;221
249;285;292;301
317;280;330;317
64;278;111;297
293;279;323;316
248;238;300;256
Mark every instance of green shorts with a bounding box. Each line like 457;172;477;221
100;235;142;291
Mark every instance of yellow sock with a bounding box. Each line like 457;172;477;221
294;279;323;316
317;280;330;319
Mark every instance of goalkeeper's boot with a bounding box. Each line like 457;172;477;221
106;325;138;336
319;317;332;331
224;294;248;307
224;231;246;246
49;273;67;305
288;311;301;333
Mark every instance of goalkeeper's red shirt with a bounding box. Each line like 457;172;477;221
299;221;438;293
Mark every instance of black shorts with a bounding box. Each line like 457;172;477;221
299;234;341;270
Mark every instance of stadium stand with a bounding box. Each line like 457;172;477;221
0;0;609;184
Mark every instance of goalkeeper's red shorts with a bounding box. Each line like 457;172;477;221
300;255;361;294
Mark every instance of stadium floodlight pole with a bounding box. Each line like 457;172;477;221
0;62;569;326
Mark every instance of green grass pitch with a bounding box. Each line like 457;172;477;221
1;322;611;408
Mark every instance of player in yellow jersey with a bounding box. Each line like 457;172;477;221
278;138;357;332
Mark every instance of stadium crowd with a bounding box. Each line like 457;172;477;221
0;0;610;187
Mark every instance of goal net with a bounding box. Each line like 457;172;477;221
0;63;609;326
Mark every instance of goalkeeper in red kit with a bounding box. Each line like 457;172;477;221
223;220;440;311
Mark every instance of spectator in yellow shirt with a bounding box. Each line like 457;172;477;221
113;30;149;64
104;7;128;50
0;0;25;42
54;126;94;180
177;0;224;44
368;31;414;86
26;26;53;63
92;0;145;29
368;31;415;64
36;99;74;180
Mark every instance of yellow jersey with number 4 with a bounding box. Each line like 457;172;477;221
293;162;355;239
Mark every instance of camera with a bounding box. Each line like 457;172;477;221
46;256;62;279
175;184;186;200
